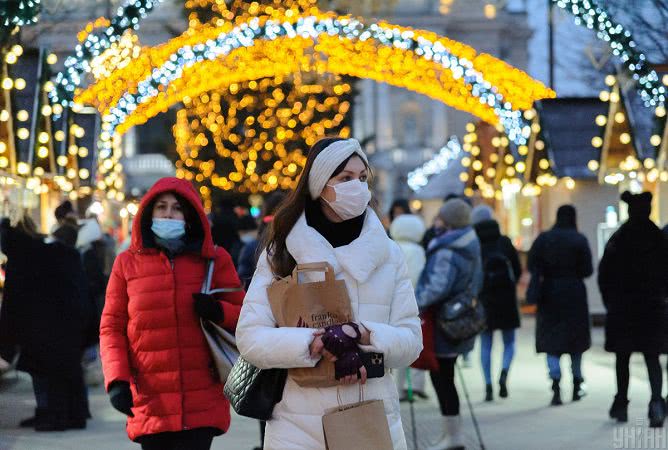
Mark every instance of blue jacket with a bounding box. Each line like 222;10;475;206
416;226;483;356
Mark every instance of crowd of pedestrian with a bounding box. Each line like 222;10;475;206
1;136;668;450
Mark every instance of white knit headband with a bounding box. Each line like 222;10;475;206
308;138;369;200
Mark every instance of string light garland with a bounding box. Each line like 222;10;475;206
553;0;665;107
407;136;462;191
49;0;163;108
0;0;41;28
79;10;554;156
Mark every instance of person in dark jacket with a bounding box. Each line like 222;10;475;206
0;216;90;431
210;200;243;267
416;198;483;450
237;191;286;290
599;191;668;428
528;205;593;407
472;205;521;402
389;198;411;223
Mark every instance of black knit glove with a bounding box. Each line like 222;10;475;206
193;293;224;322
321;322;361;358
108;381;134;417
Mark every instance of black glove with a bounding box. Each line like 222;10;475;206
108;381;134;417
193;293;224;322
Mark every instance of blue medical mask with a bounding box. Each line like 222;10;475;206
151;218;186;240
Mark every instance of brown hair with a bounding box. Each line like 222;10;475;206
263;137;370;277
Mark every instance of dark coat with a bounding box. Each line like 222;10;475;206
237;238;259;290
474;220;521;330
528;226;593;355
598;219;668;354
0;219;89;377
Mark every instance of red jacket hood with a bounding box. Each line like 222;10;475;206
131;177;215;258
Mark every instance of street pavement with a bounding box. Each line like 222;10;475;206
1;317;665;450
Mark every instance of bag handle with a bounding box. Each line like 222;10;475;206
291;262;335;283
201;255;244;296
335;384;365;410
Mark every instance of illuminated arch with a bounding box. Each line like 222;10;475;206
76;11;555;160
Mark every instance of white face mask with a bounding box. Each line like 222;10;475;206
323;179;371;221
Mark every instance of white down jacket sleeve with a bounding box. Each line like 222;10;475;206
358;246;423;369
236;252;320;369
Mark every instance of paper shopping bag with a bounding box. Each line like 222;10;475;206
322;399;393;450
267;262;352;388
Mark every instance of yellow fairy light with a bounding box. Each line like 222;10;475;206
465;123;476;133
660;171;668;182
515;161;526;173
587;160;599;171
518;145;528;156
42;105;53;116
650;135;661;147
34;167;45;177
643;158;655;170
472;160;483;171
657;106;667;118
52;104;63;115
57;155;69;166
47;53;58;65
591;136;603;148
79;168;90;179
504;154;514;165
614;112;625;123
610;91;620;103
17;110;28;121
38;132;49;144
0;110;8;121
620;133;631;145
55;130;65;141
17;128;29;140
461;156;471;167
69;145;79;155
459;172;469;182
67;168;77;179
539;159;550;170
595;115;607;126
599;91;610;102
1;78;12;90
605;75;616;86
12;45;23;56
0;142;5;153
506;166;515;177
78;147;89;158
486;167;496;178
564;177;575;190
17;162;29;175
14;78;26;90
0;157;8;168
490;153;499;163
37;146;49;158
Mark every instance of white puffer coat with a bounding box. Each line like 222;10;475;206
236;209;422;450
389;214;426;287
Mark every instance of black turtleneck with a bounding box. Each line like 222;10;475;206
305;199;365;248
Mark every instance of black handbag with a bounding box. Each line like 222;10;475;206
436;285;487;342
223;356;287;421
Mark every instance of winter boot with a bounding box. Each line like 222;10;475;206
573;377;587;401
609;395;629;422
485;384;493;402
19;408;46;428
426;415;466;450
648;398;666;428
34;411;66;432
550;379;563;406
499;369;509;398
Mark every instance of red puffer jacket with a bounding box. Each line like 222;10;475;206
100;177;244;441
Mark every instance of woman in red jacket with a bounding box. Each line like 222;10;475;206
100;177;244;450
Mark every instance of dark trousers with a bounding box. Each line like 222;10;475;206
616;352;662;400
47;369;90;422
430;356;460;416
139;427;217;450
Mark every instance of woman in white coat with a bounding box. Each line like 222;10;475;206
389;214;428;400
236;137;423;450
